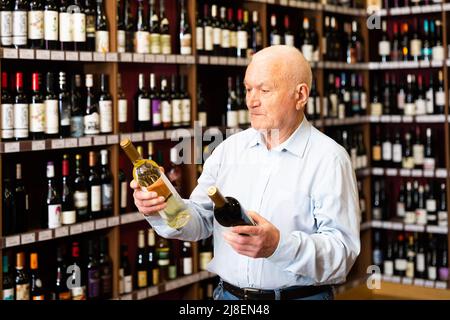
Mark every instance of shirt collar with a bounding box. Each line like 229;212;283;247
247;117;311;158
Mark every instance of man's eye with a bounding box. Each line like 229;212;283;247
262;89;270;93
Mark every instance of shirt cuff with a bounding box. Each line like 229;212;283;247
266;231;296;269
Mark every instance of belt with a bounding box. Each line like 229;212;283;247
222;281;332;300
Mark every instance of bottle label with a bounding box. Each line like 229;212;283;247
172;99;182;125
58;291;71;300
161;34;171;54
14;103;29;138
404;211;416;224
199;252;212;270
395;259;407;271
124;275;133;293
237;31;248;49
119;269;124;294
45;100;59;134
152;269;160;285
204;26;213;51
384;260;394;276
59;12;72;42
28;10;44;40
168;265;177;280
196;27;203;50
152;99;161;126
138;98;151;121
74;191;88;209
372;145;381;162
102;183;113;209
161;100;172;123
118;99;128;123
0;11;12;46
410;39;422;57
182;99;191;124
44;10;58;41
117;30;126;52
382;142;392;161
413;144;424;165
180;33;192;55
393;144;402;163
426;199;437;212
95;31;109;53
428;266;437;280
2;288;14;300
438;211;447;226
1;103;14;139
120;181;128;209
62;210;76;225
15;283;30;300
71;286;86;300
406;262;415;278
12;11;27;45
99;100;113;133
285;35;295;47
416;208;427;225
213;27;221;46
91;185;101;212
270;34;281;46
227;111;239;128
230;31;237;49
70;116;84;137
404;103;416;116
60;100;71;126
221;29;230;48
307;99;314;116
416;253;426;272
415;99;426;115
435;91;445;107
72;13;86;42
88;269;100;299
183;257;193;275
137;270;147;288
439;267;449;281
402;157;414;169
301;45;313;62
378;41;390;57
146;33;158;54
48;203;62;229
198;112;207;127
86;15;95;35
84;112;100;135
432;46;444;61
397;202;405;217
370;102;382;116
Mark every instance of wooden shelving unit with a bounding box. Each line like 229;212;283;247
1;0;450;301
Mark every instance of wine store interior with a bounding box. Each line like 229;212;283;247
2;0;450;301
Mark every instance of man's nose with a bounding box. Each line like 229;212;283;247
247;91;261;108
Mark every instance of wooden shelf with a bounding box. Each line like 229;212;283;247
118;271;217;300
369;220;448;235
1;212;149;249
0;48;195;64
370;167;448;179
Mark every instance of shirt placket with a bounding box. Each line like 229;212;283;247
246;150;277;288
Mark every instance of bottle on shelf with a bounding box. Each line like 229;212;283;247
179;0;191;55
1;71;14;141
147;228;158;286
84;74;100;136
136;229;148;289
100;149;113;217
119;244;133;295
45;161;62;229
15;252;30;300
70;74;84;138
95;0;109;53
117;73;128;133
87;151;102;220
159;0;171;54
53;245;71;300
86;239;100;300
74;154;89;222
61;154;76;225
99;74;113;134
99;236;113;299
30;252;45;300
58;72;71;138
69;241;86;300
14;72;29;141
156;236;170;283
2;255;15;300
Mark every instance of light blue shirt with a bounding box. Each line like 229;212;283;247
146;118;361;289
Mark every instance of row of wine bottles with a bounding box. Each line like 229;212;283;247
120;229;213;293
2;236;113;300
0;0;110;52
372;126;441;170
370;178;447;226
328;129;368;170
371;71;445;116
0;70;192;141
377;0;443;10
3;149;113;236
377;18;444;63
372;230;448;282
195;4;261;58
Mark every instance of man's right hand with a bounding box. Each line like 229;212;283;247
130;179;167;216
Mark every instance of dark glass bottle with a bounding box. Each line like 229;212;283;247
84;74;100;135
15;252;30;300
61;154;76;225
95;0;109;53
44;0;59;50
135;73;151;132
119;244;132;294
136;230;148;289
99;74;113;134
207;186;255;227
14;72;29;141
30;253;45;300
28;0;44;49
44;72;59;139
87;151;101;220
74;154;89;222
54;245;71;300
86;239;100;300
45;161;62;229
58;72;71;138
2;255;15;300
14;163;28;233
99;236;113;299
70;74;84;138
1;71;14;141
100;149;113;217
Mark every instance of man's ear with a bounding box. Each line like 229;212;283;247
295;84;309;111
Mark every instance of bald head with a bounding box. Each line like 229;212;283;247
250;45;312;90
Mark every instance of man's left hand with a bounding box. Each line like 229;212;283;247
223;211;280;258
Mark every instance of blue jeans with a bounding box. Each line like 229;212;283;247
213;281;334;300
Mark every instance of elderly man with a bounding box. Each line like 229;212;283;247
131;45;360;300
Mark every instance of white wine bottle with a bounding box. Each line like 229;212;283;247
120;138;191;229
207;186;255;227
